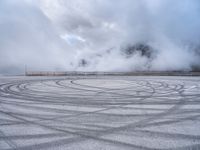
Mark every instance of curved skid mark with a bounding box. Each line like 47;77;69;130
0;76;200;149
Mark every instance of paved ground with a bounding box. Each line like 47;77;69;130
0;76;200;150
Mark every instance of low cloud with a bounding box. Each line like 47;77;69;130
0;0;200;74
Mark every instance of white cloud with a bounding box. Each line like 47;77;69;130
0;0;200;74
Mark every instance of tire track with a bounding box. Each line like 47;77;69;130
0;76;200;149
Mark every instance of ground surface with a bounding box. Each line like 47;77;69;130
0;76;200;150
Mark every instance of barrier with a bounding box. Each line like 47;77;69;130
25;71;200;76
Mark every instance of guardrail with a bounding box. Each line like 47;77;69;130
25;71;200;76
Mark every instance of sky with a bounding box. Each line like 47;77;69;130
0;0;200;74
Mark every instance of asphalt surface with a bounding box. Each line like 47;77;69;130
0;76;200;150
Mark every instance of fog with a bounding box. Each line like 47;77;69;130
0;0;200;74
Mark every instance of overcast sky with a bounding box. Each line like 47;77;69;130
0;0;200;74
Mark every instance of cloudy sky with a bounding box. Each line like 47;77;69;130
0;0;200;74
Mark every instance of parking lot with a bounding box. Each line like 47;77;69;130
0;76;200;150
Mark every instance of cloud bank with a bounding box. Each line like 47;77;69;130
0;0;200;74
